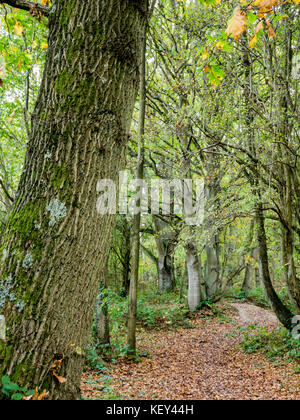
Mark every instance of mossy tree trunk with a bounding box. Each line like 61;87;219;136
255;200;293;329
0;0;147;400
241;36;293;330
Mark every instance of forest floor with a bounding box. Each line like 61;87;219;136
81;302;299;400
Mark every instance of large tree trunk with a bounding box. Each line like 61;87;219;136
205;237;220;298
186;243;205;311
153;217;176;293
0;0;147;400
204;156;221;298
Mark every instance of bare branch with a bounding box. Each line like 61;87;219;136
0;0;50;17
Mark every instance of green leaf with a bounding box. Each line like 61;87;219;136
11;393;24;400
1;375;11;385
247;12;257;24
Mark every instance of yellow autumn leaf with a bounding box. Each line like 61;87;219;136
32;40;37;49
215;41;224;50
225;7;248;41
42;43;48;49
202;48;209;60
254;0;279;7
13;22;24;37
292;0;300;3
249;34;258;48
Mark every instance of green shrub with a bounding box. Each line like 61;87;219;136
1;376;35;400
225;286;270;308
238;325;300;367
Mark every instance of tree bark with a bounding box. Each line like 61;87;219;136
204;156;221;298
241;219;255;296
96;258;110;347
127;20;147;356
153;216;176;293
186;243;205;311
0;0;147;400
255;201;293;330
241;34;293;330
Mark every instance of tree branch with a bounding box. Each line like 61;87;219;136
140;244;158;265
0;179;14;203
0;0;50;17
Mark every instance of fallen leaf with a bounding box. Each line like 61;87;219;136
30;388;49;400
51;359;67;384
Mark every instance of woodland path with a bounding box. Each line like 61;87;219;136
230;302;279;328
81;303;299;400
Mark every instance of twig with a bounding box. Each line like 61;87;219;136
0;179;14;203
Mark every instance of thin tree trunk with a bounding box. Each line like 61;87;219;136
255;200;293;330
127;23;147;356
241;35;293;330
242;219;255;296
204;158;221;298
179;262;188;301
96;257;110;347
121;218;131;297
0;0;147;400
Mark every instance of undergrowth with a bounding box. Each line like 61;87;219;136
86;287;191;369
237;325;300;372
224;285;292;311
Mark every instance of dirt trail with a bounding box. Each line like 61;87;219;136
81;303;299;400
230;302;280;328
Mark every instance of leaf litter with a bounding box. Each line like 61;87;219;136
81;303;299;400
